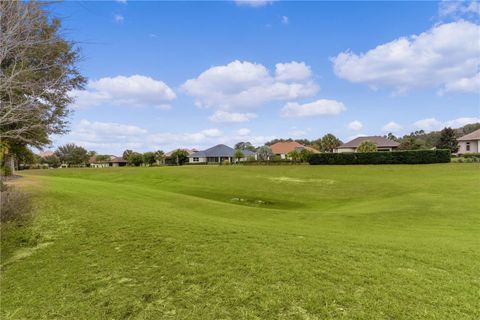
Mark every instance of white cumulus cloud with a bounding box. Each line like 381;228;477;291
235;0;274;7
59;120;280;155
182;60;318;111
148;128;222;146
280;99;346;118
289;129;307;137
413;117;480;131
237;128;251;136
332;21;480;94
348;120;363;131
443;73;480;93
70;75;176;109
209;111;258;123
64;120;148;154
413;118;443;131
439;0;480;19
275;61;311;81
382;121;403;132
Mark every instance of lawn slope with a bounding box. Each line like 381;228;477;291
1;164;479;319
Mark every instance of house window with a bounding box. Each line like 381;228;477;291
193;157;199;162
466;142;470;151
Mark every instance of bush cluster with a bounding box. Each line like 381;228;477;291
308;150;451;165
452;156;480;163
462;153;480;159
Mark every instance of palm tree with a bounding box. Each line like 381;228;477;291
234;149;244;163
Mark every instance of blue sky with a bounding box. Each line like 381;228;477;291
50;0;480;154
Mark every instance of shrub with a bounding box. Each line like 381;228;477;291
462;153;480;159
0;182;32;223
308;150;451;165
128;152;144;166
1;166;13;176
453;156;479;163
41;155;61;168
170;149;189;165
143;152;156;166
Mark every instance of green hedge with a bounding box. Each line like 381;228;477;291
462;153;480;159
308;150;451;165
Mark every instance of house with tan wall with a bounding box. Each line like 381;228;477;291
335;136;400;153
457;129;480;154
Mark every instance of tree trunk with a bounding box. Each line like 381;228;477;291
5;153;15;175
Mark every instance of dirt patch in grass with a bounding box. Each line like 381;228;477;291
270;176;335;185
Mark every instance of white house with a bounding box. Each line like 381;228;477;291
457;129;480;154
189;144;255;164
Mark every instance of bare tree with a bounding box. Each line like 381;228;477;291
0;1;85;173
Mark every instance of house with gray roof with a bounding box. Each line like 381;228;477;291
335;136;400;153
457;128;480;154
189;144;256;164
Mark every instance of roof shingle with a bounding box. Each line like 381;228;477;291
270;141;320;154
189;144;255;158
458;129;480;141
338;136;400;149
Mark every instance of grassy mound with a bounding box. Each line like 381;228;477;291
1;164;479;319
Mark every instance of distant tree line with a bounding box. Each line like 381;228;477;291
385;123;480;153
6;123;479;172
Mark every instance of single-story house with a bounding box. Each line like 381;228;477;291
335;136;400;153
189;144;255;164
270;141;320;159
90;156;127;168
457;128;480;154
110;156;128;167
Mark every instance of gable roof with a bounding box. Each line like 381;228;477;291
338;136;400;149
189;144;255;158
304;146;321;154
110;157;127;163
458;129;480;141
270;141;304;154
165;148;198;157
270;141;320;154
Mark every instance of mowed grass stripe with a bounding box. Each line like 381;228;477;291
1;164;479;319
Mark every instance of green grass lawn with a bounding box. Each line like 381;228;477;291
1;164;479;319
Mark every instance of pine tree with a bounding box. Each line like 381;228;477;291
436;127;458;153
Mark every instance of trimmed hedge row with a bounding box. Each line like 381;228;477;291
308;150;451;165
